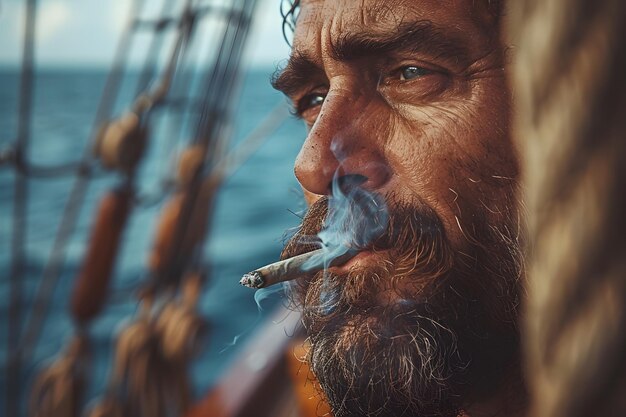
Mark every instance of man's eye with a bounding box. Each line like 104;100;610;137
399;66;431;81
297;93;326;115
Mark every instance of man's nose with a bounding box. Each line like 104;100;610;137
294;93;391;196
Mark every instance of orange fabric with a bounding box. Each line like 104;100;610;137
286;339;333;417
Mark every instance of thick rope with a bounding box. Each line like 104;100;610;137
7;0;38;414
87;274;207;417
29;336;89;417
508;0;626;416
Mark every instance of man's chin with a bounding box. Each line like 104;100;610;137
293;264;520;417
304;297;465;417
282;195;523;416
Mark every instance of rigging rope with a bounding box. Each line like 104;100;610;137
7;0;37;415
509;0;626;415
19;1;278;416
28;1;264;416
17;0;147;387
134;0;176;98
151;0;258;291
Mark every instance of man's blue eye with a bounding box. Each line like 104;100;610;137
306;94;325;108
296;93;325;116
400;66;429;80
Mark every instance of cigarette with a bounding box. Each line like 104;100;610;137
240;248;357;289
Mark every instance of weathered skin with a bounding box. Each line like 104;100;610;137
278;0;518;248
274;1;524;416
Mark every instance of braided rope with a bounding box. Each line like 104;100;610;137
29;336;89;417
85;274;207;417
509;0;626;416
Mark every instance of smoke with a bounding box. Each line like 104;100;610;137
300;134;390;271
302;172;389;271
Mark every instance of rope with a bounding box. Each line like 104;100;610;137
86;274;207;417
211;101;291;180
133;0;175;98
29;336;90;417
152;0;258;290
509;0;626;416
6;0;37;415
17;0;146;373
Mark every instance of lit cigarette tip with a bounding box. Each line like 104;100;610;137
240;271;264;289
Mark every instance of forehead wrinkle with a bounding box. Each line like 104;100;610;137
328;20;471;66
299;0;500;68
308;0;403;65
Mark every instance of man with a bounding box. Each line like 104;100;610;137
272;1;525;416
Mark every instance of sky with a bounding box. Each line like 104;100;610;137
0;0;292;69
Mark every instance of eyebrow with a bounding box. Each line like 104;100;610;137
271;51;323;98
271;20;470;98
331;20;470;65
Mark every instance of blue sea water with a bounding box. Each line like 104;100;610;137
0;67;307;413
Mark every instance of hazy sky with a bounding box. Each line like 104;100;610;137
0;0;292;69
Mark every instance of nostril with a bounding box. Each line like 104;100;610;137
329;174;368;195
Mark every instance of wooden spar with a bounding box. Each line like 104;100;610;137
70;187;133;324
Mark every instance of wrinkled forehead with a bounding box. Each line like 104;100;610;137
294;0;500;56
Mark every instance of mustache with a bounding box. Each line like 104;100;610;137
281;194;456;321
282;195;453;282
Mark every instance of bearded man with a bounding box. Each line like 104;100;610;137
271;1;526;416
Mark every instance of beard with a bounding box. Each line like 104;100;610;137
281;194;523;417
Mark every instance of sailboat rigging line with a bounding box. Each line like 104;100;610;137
16;159;86;177
14;0;147;379
195;1;250;143
193;0;245;138
115;0;201;208
93;0;147;141
160;2;209;192
137;0;195;116
131;4;233;31
152;0;257;290
7;0;37;414
134;101;290;208
133;0;176;99
213;102;291;180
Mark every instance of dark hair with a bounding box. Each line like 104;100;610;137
280;0;300;46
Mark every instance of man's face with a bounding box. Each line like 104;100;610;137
274;0;522;416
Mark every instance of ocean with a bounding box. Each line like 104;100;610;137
0;67;306;413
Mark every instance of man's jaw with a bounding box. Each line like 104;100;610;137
282;191;523;417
